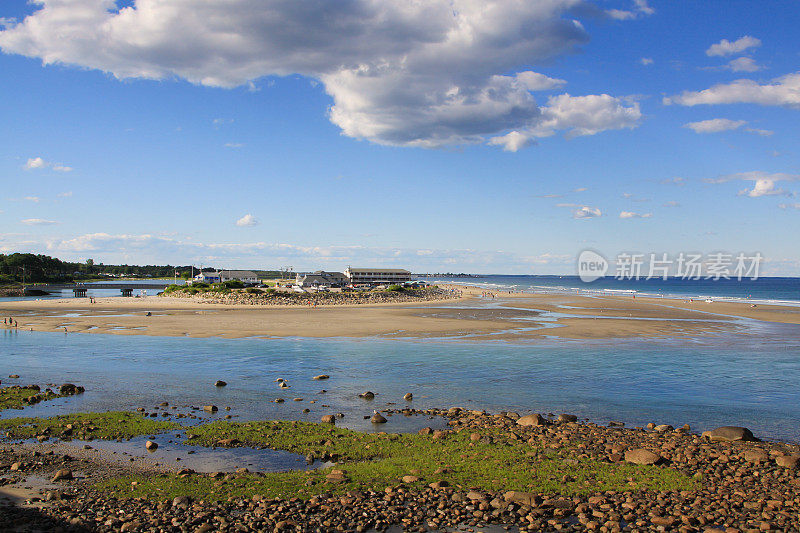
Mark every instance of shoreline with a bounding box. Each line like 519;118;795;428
1;284;799;341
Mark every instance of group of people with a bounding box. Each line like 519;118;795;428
3;317;18;328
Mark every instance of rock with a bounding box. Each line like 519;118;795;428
172;495;191;508
504;491;538;507
516;413;547;426
624;448;661;465
776;454;800;469
120;521;141;532
216;439;240;446
52;469;73;482
214;380;227;387
404;393;413;401
654;424;674;432
326;469;349;484
9;374;19;379
59;383;84;395
359;391;375;399
279;382;289;388
702;426;757;442
10;462;22;471
557;413;578;423
466;490;485;501
321;414;336;424
743;448;769;463
313;375;330;380
371;412;387;424
203;405;218;412
418;427;432;435
195;524;214;533
402;475;420;483
145;440;158;451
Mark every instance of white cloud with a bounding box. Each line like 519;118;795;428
665;72;800;108
706;36;761;57
0;0;644;151
573;187;587;192
24;156;72;172
778;202;800;210
21;218;58;225
683;118;746;134
558;204;602;219
639;57;653;66
619;211;652;218
662;201;680;207
224;142;244;149
725;57;762;73
744;127;773;136
235;214;259;227
57;191;73;197
606;0;654;20
706;171;798;198
660;177;684;186
23;196;40;203
488;131;536;152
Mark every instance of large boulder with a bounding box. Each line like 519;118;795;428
503;491;539;507
516;414;547;427
701;426;757;442
624;449;661;465
776;455;800;469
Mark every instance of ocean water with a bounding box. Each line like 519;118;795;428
430;275;800;304
2;324;799;442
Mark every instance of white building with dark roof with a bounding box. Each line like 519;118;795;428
344;268;412;285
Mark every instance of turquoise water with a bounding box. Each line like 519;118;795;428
2;324;799;442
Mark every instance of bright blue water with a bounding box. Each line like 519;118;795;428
431;275;800;304
2;326;799;442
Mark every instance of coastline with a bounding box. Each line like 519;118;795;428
1;283;798;341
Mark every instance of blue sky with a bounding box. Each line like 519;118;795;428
0;0;798;274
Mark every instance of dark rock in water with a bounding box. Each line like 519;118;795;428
516;414;547;426
215;380;227;387
557;413;577;423
60;383;84;395
9;374;20;379
702;426;757;442
145;440;158;451
321;415;336;424
624;449;661;465
403;393;413;401
358;391;375;400
370;412;387;424
313;375;330;380
52;469;73;482
203;405;218;412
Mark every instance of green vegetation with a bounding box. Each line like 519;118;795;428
0;386;61;410
0;252;215;285
0;411;178;440
97;421;696;501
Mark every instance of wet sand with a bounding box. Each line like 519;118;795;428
1;286;798;340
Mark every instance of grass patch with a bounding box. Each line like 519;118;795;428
96;420;698;502
0;411;179;440
0;386;62;411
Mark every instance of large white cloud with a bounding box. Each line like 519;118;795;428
665;73;800;109
0;0;641;150
705;171;798;198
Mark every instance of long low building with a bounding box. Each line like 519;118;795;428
344;268;412;285
191;270;259;285
295;271;348;288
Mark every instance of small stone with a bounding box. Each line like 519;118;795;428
203;405;218;412
145;440;158;451
214;380;227;387
10;462;22;471
51;469;73;482
743;448;769;463
359;391;375;399
321;415;336;424
654;424;674;432
404;393;413;401
371;412;387;424
402;475;420;483
313;375;330;380
557;414;578;423
9;374;19;379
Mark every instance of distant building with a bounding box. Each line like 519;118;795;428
295;271;348;288
344;268;412;285
191;270;259;285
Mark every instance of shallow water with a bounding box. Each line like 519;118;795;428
1;324;799;442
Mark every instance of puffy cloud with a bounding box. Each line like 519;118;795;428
235;214;259;227
683;118;745;134
619;211;651;218
21;218;58;225
706;36;761;57
488;131;536;152
0;0;642;151
705;171;798;198
639;57;653;66
24;156;72;172
725;57;762;73
665;72;800;108
556;203;601;219
606;0;654;20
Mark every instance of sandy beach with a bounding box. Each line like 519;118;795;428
2;284;798;341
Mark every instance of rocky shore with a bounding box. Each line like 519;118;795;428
161;287;463;306
2;404;799;532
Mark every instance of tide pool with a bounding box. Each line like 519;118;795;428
1;325;799;442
